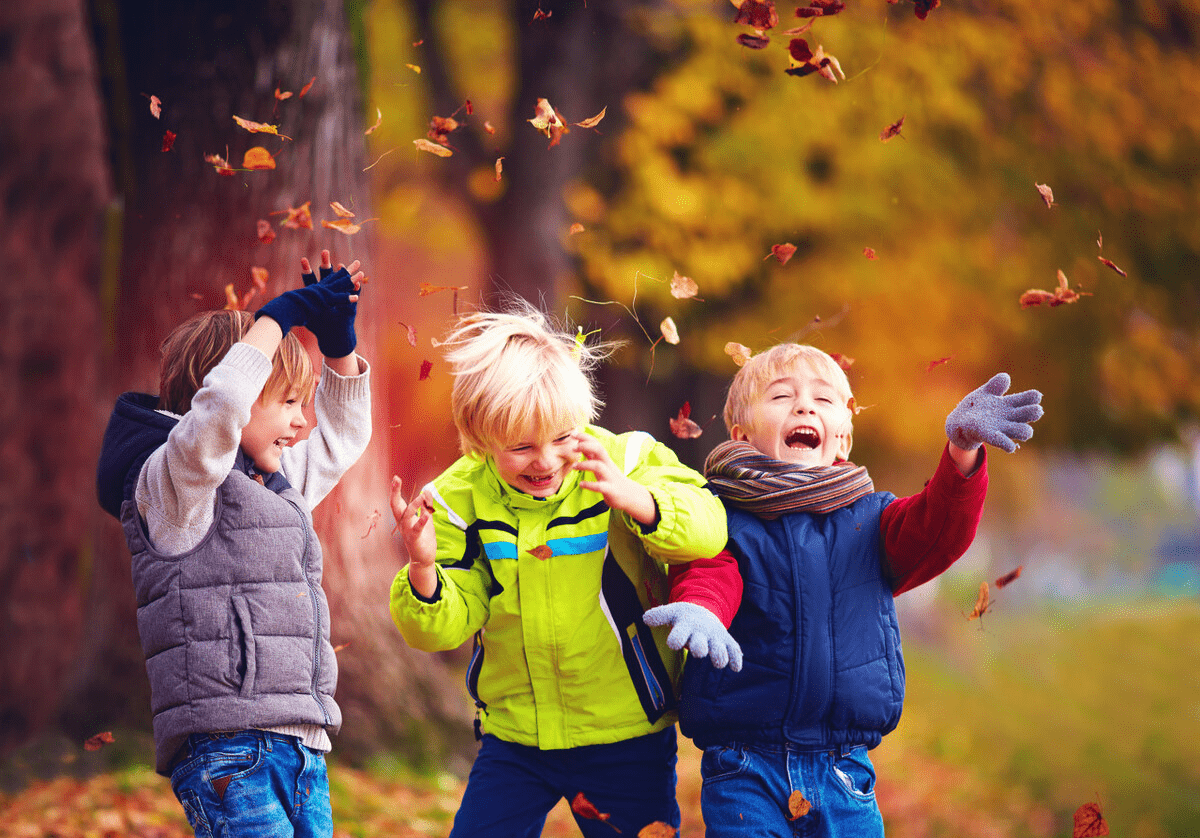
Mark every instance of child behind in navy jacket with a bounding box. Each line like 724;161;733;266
96;252;370;838
644;343;1043;838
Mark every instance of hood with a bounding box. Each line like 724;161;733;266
96;392;177;519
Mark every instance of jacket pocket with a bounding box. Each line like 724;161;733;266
231;596;257;698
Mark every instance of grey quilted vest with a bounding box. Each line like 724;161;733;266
123;467;341;775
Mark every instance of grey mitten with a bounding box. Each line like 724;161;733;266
643;602;743;672
945;373;1044;453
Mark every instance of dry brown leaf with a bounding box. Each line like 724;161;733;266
766;243;797;264
280;201;313;230
495;157;505;182
669;402;703;439
787;790;813;820
413;138;453;157
966;581;991;621
83;731;115;752
233;115;290;139
568;222;585;235
1035;182;1055;208
1073;801;1109;837
670;271;700;300
725;342;753;366
256;219;275;244
574;107;608;129
148;95;162;119
994;565;1024;589
660;317;680;345
365;107;383;135
880;115;905;142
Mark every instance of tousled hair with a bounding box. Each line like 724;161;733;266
723;343;856;460
157;309;315;415
439;300;615;457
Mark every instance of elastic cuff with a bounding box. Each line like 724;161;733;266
319;356;370;400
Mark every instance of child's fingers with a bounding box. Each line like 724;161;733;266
300;256;312;273
389;476;407;520
320;249;332;270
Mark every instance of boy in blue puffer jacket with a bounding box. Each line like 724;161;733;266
644;343;1043;837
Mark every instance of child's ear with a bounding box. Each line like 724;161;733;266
730;425;749;442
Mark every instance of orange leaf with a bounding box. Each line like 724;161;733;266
569;793;618;831
1098;256;1127;277
966;581;991;621
84;731;115;751
669;402;703;439
233;115;290;140
161;130;176;152
880;115;905;142
405;63;421;74
725;342;753;367
428;115;460;143
484;120;497;135
660;317;680;345
330;201;355;219
529;98;569;147
321;218;364;235
495;157;505;182
532;7;552;22
274;87;293;101
242;146;276;171
529;545;553;560
250;267;269;292
256;219;276;244
787;790;813;820
670;271;700;300
365;107;383;135
1035;182;1055;208
419;282;468;296
1020;270;1091;308
413;138;453;157
568;222;586;235
766;243;797;264
862;246;877;260
149;95;162;119
223;283;241;310
926;356;952;372
994;565;1023;589
419;359;433;380
574;106;608;129
1073;802;1109;838
638;823;677;838
204;152;236;176
280;201;313;230
829;352;854;370
299;76;316;97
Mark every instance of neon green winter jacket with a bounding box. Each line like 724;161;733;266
389;425;727;750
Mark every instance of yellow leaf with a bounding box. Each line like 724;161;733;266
413;138;452;157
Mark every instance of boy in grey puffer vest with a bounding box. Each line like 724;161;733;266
96;251;371;838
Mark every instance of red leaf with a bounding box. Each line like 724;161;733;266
828;352;854;371
733;0;779;30
84;731;115;751
569;793;618;831
862;247;878;260
669;402;703;439
994;565;1024;589
256;219;276;244
880;116;906;142
161;130;176;152
280;201;313;231
913;0;941;19
926;356;952;372
299;76;317;97
765;243;797;264
737;33;771;49
419;360;433;380
529;544;553;559
1098;256;1127;277
1073;801;1109;838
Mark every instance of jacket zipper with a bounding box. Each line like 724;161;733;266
288;496;331;725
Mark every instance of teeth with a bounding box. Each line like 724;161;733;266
786;428;820;449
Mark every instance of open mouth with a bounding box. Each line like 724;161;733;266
522;473;559;491
785;427;820;449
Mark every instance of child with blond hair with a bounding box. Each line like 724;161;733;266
96;252;371;838
645;343;1043;837
388;301;734;837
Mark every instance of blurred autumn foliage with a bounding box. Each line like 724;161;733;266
2;1;1199;821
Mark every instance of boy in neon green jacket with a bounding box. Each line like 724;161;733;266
389;302;733;837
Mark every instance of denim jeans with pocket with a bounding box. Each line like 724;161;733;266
169;730;333;838
699;742;884;837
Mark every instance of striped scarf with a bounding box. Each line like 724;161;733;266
703;440;874;519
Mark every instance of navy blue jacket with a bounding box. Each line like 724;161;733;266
678;491;904;750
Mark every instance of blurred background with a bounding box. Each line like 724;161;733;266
2;0;1198;835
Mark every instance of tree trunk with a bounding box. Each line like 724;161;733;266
0;0;115;754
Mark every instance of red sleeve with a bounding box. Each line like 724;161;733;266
883;444;989;596
666;550;743;627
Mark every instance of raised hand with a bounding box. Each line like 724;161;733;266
297;249;363;359
572;432;657;527
945;373;1044;453
643;602;743;671
390;476;438;599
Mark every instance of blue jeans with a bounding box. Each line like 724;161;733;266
699;742;884;838
449;728;681;838
169;731;333;838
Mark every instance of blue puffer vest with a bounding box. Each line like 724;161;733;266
679;492;903;750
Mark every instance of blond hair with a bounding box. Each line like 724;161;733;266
724;343;855;460
157;309;316;415
439;302;612;457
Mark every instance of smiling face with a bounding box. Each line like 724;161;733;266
489;429;581;497
729;350;854;468
240;389;308;473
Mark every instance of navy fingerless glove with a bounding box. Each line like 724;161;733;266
945;373;1044;453
299;264;359;359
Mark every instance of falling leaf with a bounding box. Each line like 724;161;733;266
204;152;236;176
786;790;812;820
242;147;276;171
413;138;453;157
966;581;992;621
1035;183;1055;208
419;360;433;380
660;317;680;345
419;282;468;296
362;509;381;539
1097;231;1104;249
532;7;552;22
994;565;1024;589
847;396;873;415
365;108;383;135
574;107;608;130
495;157;505;182
428;116;460;144
638;824;677;838
325;201;353;219
880;115;906;142
725;342;753;367
670;271;700;300
465;100;473;115
734;0;779;29
398;322;418;347
83;731;115;751
148;95;162;119
405;63;422;73
1073;801;1109;837
569;793;619;832
233;115;290;139
322;218;365;235
1098;257;1127;277
484;120;497;135
224;283;240;310
669;402;703;439
529;545;553;559
299;76;316;97
280;201;313;230
332;641;350;653
529;98;569;147
1020;270;1091;309
250;267;269;293
274;87;293;101
914;0;941;19
785;39;845;82
795;0;845;16
256;219;275;244
829;352;854;370
766;243;797;264
161;130;176;152
737;33;771;48
926;356;952;372
568;222;585;235
862;247;877;260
